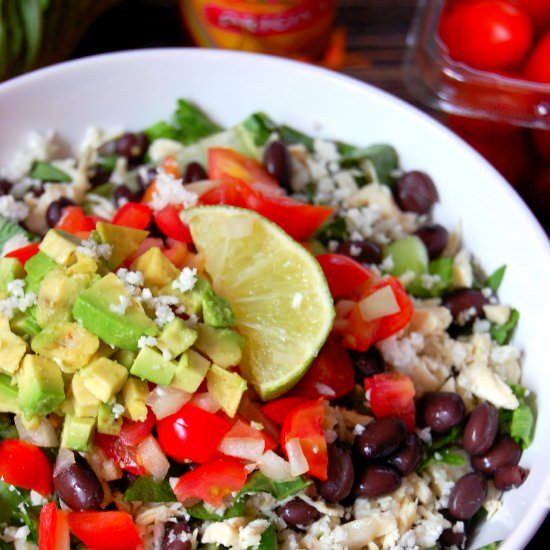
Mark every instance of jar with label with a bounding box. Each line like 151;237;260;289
179;0;338;58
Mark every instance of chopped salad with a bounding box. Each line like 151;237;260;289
0;100;535;550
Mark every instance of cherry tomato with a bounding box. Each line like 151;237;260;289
509;0;550;34
440;0;534;71
112;202;152;230
524;30;550;83
446;114;520;138
118;407;156;446
156;403;232;463
55;206;96;235
316;253;373;300
173;457;248;508
0;439;53;496
68;511;143;550
95;433;147;476
531;129;550;162
364;372;416;432
153;204;193;242
39;503;70;550
281;399;328;480
261;396;308;425
289;334;355;400
5;243;40;266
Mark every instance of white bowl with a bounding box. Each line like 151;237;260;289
1;48;549;548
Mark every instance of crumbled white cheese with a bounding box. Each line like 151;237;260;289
77;238;112;260
161;348;172;361
148;138;186;164
1;234;30;257
117;268;145;287
452;249;473;287
112;403;125;419
109;295;130;315
0;196;29;222
148;168;198;212
138;336;158;349
172;267;197;293
0;278;36;319
30;490;48;506
483;304;511;325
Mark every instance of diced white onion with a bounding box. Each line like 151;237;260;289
86;446;122;482
137;435;170;481
286;438;309;477
53;448;76;478
258;450;294;482
189;392;220;413
146;385;191;419
184;179;221;197
15;415;59;448
358;285;400;322
335;299;355;318
218;437;265;462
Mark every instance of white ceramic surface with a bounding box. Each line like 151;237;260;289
0;48;549;549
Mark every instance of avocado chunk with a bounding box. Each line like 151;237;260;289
130;346;177;385
0;316;27;375
71;372;101;417
0;373;19;413
206;364;247;418
171;349;210;393
10;311;41;339
0;257;24;293
35;269;92;327
96;222;148;270
202;286;235;328
161;275;208;316
39;229;78;266
61;415;95;452
157;318;197;357
194;324;243;368
112;349;137;369
132;246;180;289
31;321;100;372
80;358;129;403
97;402;123;435
72;273;158;351
121;376;149;421
17;354;65;418
24;251;58;293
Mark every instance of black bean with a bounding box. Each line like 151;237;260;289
356;416;407;459
99;132;148;164
88;165;111;188
27;184;44;198
348;347;385;384
0;179;13;195
276;499;320;529
162;519;192;550
53;461;103;511
413;224;449;259
387;433;424;476
336;239;383;265
442;288;489;326
395;170;439;214
493;465;529;491
355;464;401;498
114;184;138;206
471;436;522;475
438;527;466;549
463;402;499;456
448;472;488;520
316;445;354;503
184;161;207;183
263;140;291;191
417;392;465;434
46;197;76;228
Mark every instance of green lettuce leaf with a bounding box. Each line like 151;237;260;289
123;477;176;503
29;161;71;182
490;308;520;345
238;472;311;500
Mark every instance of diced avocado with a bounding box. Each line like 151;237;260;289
132;246;180;289
17;354;65;418
66;252;99;275
194;324;243;368
113;349;137;369
0;316;27;375
206;364;246;418
96;222;149;270
89;341;117;362
39;229;78;266
24;251;58;293
35;269;92;327
60;415;95;452
121;376;149;421
0;257;24;292
10;311;41;339
71;373;101;417
202;287;235;328
158;318;197;357
97;402;123;435
72;273;158;351
80;358;129;403
0;373;19;413
171;349;210;393
31;321;100;372
382;235;429;278
161;276;209;316
130;346;177;385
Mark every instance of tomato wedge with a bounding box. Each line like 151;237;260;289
281;399;328;480
112;202;152;230
5;243;40;266
55;206;96;235
153;204;193;242
0;439;52;496
118;407;156;446
261;396;308;425
173;457;248;508
68;511;143;550
39;503;70;550
316;253;373;300
95;433;146;476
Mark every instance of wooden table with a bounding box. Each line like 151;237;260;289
73;0;548;546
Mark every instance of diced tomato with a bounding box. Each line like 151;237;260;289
524;29;550;83
316;253;373;300
365;372;416;432
200;178;250;208
39;502;70;550
55;206;95;235
208;147;280;190
156;404;232;463
163;240;188;268
0;439;52;496
219;419;277;459
173;457;248;508
153;204;193;242
119;407;156;446
112;202;152;230
68;511;143;550
95;434;146;476
289;334;355;400
5;243;40;266
261;396;308;425
281;399;328;480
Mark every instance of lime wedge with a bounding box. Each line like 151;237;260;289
184;206;334;401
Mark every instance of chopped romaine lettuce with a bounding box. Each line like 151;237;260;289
490;308;519;345
123;476;176;503
28;161;71;182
